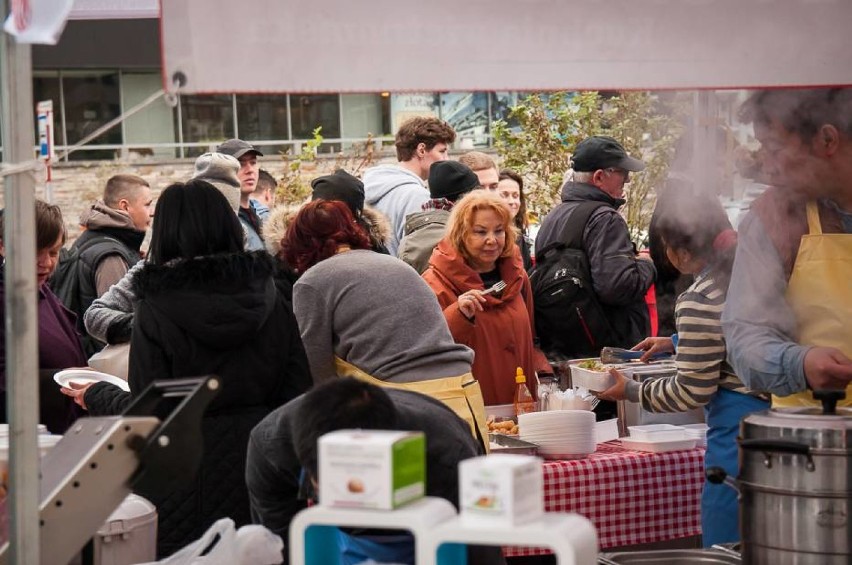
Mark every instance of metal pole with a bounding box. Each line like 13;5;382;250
1;0;42;561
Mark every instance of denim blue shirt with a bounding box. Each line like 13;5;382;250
722;199;852;396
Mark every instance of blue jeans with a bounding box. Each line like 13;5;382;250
702;388;769;547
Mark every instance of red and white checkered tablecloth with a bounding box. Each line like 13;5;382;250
504;441;705;557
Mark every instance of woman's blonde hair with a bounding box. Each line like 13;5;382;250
446;191;517;263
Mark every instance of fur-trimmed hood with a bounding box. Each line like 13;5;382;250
361;206;391;250
133;251;277;349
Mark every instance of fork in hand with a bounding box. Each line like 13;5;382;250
481;280;507;296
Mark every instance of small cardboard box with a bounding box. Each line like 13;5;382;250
318;430;425;510
459;454;543;527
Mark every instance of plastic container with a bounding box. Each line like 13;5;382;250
569;363;617;392
628;424;686;441
620;437;698;453
596;418;620;444
513;368;536;416
93;494;158;565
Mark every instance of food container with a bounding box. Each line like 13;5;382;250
570;362;617;391
707;390;852;564
318;429;425;510
93;494;157;565
595;418;620;443
598;548;741;564
616;365;705;435
488;433;539;456
620;437;698;453
459;454;543;527
628;424;687;442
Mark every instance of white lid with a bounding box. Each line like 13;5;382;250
0;424;49;436
103;494;157;522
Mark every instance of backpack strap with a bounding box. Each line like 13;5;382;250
536;200;608;263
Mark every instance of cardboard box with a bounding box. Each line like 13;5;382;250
459;454;543;527
318;430;425;510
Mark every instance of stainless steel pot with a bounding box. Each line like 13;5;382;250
707;390;852;565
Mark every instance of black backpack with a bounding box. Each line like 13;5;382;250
531;201;617;359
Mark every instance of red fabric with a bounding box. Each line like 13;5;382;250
422;239;540;405
645;283;658;337
504;442;705;556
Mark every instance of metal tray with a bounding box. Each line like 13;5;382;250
598;549;741;564
488;433;539;455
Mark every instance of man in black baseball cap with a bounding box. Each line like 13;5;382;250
534;135;656;389
571;135;645;174
216;138;266;250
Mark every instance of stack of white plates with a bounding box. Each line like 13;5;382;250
681;423;709;448
518;410;596;460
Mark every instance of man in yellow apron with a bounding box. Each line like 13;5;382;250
723;88;852;406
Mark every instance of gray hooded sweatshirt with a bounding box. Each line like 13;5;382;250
363;165;429;256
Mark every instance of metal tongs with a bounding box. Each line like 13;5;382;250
600;346;671;364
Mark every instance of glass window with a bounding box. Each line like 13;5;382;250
122;72;177;159
179;94;235;158
62;70;121;160
490;92;522;128
340;93;387;150
290;94;340;153
33;72;64;147
236;94;289;155
440;92;489;149
389;92;440;135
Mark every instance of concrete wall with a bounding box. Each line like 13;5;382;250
0;153;398;245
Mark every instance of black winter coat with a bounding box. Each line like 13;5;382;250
535;181;656;349
85;251;312;557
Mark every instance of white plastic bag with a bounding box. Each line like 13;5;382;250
87;343;130;381
137;518;283;565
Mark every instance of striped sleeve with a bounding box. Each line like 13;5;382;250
638;275;729;413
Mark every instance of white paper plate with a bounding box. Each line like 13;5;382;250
54;369;130;392
620;437;697;453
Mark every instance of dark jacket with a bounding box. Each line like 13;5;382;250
0;268;87;434
535;181;656;349
246;388;502;565
85;251;312;557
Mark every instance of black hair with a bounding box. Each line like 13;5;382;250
655;190;736;291
292;378;399;479
147;179;244;265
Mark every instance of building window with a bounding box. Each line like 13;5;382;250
62;71;121;160
179;94;235;157
32;72;64;147
440;92;490;149
290;94;341;153
236;94;289;156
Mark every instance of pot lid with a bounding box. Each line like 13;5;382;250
743;390;852;436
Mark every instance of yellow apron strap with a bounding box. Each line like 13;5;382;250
805;201;822;235
333;357;490;452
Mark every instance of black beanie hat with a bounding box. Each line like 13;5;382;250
428;161;480;201
311;169;365;216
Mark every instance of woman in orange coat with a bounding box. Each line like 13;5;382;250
422;192;547;406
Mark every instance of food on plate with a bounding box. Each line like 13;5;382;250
577;359;607;371
486;417;519;435
474;495;495;508
347;478;365;493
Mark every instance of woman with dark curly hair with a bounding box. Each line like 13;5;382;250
283;199;474;386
